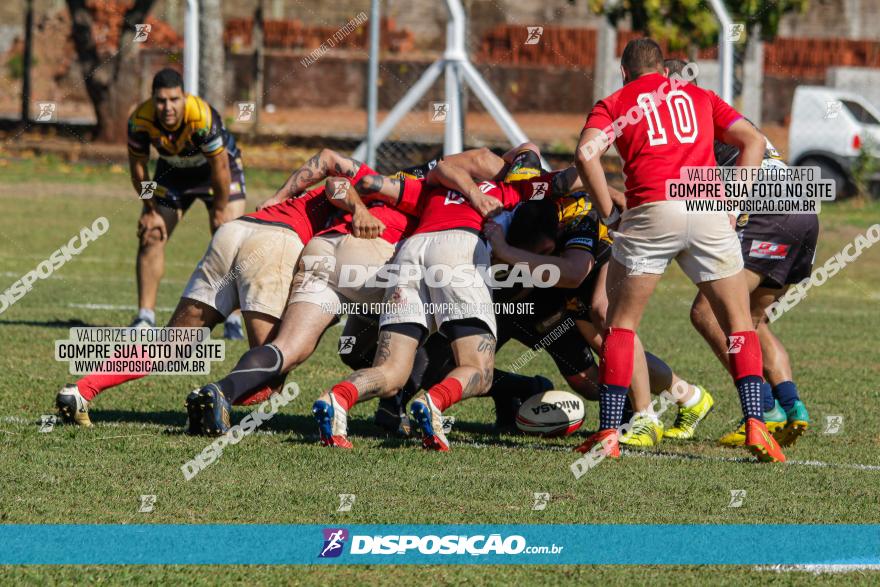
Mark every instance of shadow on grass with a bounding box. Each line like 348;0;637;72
0;318;94;329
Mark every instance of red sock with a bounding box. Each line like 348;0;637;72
427;377;463;412
236;386;274;406
729;330;763;382
331;381;360;411
77;372;147;401
76;344;153;401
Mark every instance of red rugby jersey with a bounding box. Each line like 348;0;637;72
316;164;417;244
398;174;557;235
243;186;333;243
584;73;741;209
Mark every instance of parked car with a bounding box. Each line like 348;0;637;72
788;86;880;198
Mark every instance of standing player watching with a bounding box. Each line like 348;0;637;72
127;68;247;338
690;135;817;447
574;39;786;462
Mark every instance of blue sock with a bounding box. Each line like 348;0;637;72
599;384;628;430
773;381;800;411
761;382;776;412
736;376;764;421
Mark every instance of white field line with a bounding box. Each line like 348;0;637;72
66;302;177;312
755;564;880;574
5;415;879;471
1;271;187;286
0;254;195;268
454;439;880;472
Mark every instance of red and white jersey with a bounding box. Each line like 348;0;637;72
584;72;742;209
398;173;557;235
243;187;333;243
246;163;416;245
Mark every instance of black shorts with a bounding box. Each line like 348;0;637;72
153;154;246;211
496;311;595;377
738;213;819;288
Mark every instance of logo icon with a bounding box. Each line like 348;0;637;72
727;335;745;354
38;414;56;433
441;415;455;434
337;493;356;512
133;24;152;43
35;102;57;123
824;415;844;435
532;492;550;511
139;181;157;200
297;256;336;293
525;26;544;45
338;336;356;355
319;528;349;558
331;180;350;200
444;190;466;206
726;23;745;42
138;494;156;513
627;257;650;276
824;100;843;120
431;102;449;123
727;489;746;508
530;181;549;200
237;102;256;122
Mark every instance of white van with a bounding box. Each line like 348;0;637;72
788;86;880;197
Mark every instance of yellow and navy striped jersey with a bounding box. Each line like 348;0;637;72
555;192;613;262
127;94;238;168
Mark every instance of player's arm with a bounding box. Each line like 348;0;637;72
441;147;507;181
263;149;364;209
720;119;764;169
485;221;595;288
129;152;152;206
575;127;616;221
206;151;232;233
354;174;403;205
325;177;385;239
129;151;169;242
426;159;501;218
548;164;624;210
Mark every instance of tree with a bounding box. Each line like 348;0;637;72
66;0;156;143
199;0;225;107
588;0;808;50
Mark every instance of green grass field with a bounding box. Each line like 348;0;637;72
1;154;879;584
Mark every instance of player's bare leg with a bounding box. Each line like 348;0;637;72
574;257;661;457
695;271;785;462
314;330;421;448
58;298;223;427
198;301;337;412
752;284;808;444
689;270;789;444
576;316;702;428
134;204;181;327
411;332;496;451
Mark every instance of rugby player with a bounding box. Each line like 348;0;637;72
127;68;247;338
186;146;548;436
662;58;815;446
574;39;786;462
311;162;562;451
487;198;714;445
55;171;363;429
690;135;816;447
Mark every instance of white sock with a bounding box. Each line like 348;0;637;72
636;410;660;424
225;313;242;325
681;385;702;408
138;308;155;324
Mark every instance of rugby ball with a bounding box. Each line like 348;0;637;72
516;390;585;437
